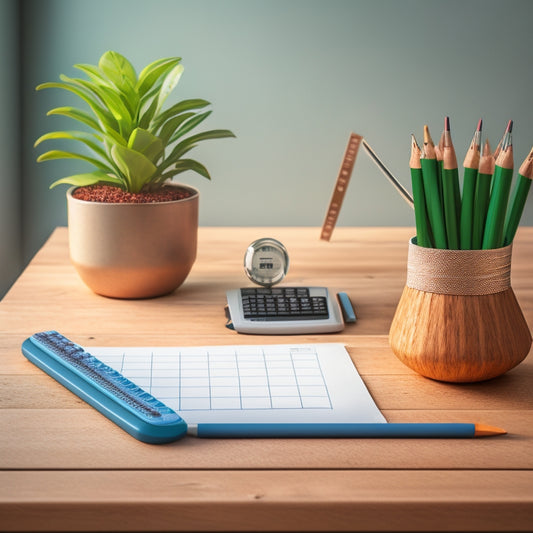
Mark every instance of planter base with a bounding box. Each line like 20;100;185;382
73;261;193;299
389;286;532;382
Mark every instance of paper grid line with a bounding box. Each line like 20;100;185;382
105;346;333;413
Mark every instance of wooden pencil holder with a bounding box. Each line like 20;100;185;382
389;238;532;382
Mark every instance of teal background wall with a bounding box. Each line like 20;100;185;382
3;0;533;296
0;0;21;297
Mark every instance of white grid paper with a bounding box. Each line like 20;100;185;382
94;343;385;426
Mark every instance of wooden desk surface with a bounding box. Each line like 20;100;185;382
1;226;532;532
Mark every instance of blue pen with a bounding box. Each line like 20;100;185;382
189;423;506;439
337;292;356;323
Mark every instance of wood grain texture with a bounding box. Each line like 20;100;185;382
1;227;532;532
2;409;531;470
2;471;533;532
390;287;532;382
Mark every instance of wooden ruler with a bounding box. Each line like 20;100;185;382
321;133;414;241
320;133;362;241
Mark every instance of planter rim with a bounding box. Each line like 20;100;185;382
66;183;199;206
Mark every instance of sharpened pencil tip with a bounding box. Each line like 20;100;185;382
474;423;507;437
423;125;434;146
501;120;514;152
410;134;421;168
443;118;454;151
477;118;483;131
518;146;533;179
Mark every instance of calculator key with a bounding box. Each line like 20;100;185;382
240;287;330;321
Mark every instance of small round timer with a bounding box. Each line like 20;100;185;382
243;238;289;287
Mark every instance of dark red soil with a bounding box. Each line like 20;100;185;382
72;184;193;204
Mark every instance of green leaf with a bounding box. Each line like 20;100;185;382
174;158;211;179
138;96;160;129
157;112;195;145
161;129;235;173
155;64;184;116
37;149;115;173
34;130;107;157
111;144;157;193
135;61;185;131
97;52;138;116
168;111;212;144
74;63;111;86
37;52;235;193
154;159;212;185
154;144;197;178
35;129;101;145
127;128;163;163
178;128;236;145
75;62;138;121
150;98;210;132
47;106;99;130
136;72;178;126
38;80;117;132
61;75;132;137
49;171;124;189
136;57;181;97
98;51;137;88
46;107;126;147
96;83;134;136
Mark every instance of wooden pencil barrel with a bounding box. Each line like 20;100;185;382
389;239;532;382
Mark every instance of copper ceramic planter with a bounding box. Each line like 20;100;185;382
389;238;532;382
67;184;199;299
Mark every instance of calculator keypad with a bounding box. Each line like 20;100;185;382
241;287;329;321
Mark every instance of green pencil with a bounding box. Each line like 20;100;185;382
410;134;433;248
492;126;505;163
459;119;482;249
442;117;460;249
471;140;495;249
421;125;447;249
435;130;445;215
482;120;514;249
503;147;533;245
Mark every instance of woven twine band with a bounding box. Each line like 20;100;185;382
406;239;512;295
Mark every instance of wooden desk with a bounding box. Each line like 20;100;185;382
1;227;532;532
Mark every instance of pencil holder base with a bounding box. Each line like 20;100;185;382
388;239;532;383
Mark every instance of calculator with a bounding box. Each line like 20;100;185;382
225;286;347;334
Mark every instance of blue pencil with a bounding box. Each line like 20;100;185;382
189;423;506;439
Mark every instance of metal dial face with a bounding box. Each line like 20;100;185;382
243;238;289;287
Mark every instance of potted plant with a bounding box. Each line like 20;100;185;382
35;50;234;298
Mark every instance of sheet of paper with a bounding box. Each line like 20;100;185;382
94;343;386;425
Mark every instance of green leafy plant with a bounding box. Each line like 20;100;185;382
34;50;235;193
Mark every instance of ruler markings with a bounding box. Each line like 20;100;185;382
320;133;362;241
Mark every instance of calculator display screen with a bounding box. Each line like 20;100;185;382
244;239;289;286
250;253;283;284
